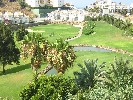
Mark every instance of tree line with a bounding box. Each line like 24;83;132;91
85;14;133;36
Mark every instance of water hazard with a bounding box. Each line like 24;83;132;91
73;46;112;52
46;46;112;75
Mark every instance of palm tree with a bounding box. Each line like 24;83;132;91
74;59;106;89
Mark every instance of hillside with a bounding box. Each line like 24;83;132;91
0;1;36;18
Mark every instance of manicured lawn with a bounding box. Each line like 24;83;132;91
70;21;133;52
0;59;47;100
29;24;80;42
65;51;133;77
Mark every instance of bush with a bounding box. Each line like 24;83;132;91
74;59;106;90
72;58;133;100
82;21;96;35
71;82;133;100
20;75;78;100
16;25;29;41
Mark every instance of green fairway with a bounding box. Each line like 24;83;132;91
65;51;133;78
70;21;133;52
29;24;80;42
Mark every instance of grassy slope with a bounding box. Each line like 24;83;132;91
30;24;80;42
70;21;133;52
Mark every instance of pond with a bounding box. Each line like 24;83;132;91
73;46;112;52
46;46;112;75
46;67;58;75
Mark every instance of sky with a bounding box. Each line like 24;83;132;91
65;0;133;8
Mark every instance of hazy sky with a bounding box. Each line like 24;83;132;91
65;0;133;8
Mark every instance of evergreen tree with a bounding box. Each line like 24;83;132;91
0;23;20;73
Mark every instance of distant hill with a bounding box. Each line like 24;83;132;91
0;1;36;19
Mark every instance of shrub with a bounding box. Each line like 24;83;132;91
16;25;29;41
74;59;106;90
20;75;78;100
82;21;96;35
72;58;133;100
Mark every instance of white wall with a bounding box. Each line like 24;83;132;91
52;0;64;7
25;0;64;7
25;0;39;7
107;0;112;5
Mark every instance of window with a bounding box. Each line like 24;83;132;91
40;0;44;4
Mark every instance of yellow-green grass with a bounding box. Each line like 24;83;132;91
0;51;133;99
65;51;133;78
70;21;133;52
0;59;47;100
29;24;80;42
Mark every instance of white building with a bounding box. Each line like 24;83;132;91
25;0;48;7
52;0;64;7
90;0;131;15
130;3;133;8
47;9;86;22
25;0;64;7
1;11;29;24
13;12;29;24
3;12;14;21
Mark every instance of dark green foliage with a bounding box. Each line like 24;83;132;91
105;57;133;89
20;75;78;100
85;16;102;21
82;21;96;35
0;23;20;73
72;82;133;100
116;9;128;16
103;15;132;30
16;25;29;41
74;59;106;90
88;7;100;13
72;58;133;100
125;24;133;36
20;58;133;100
